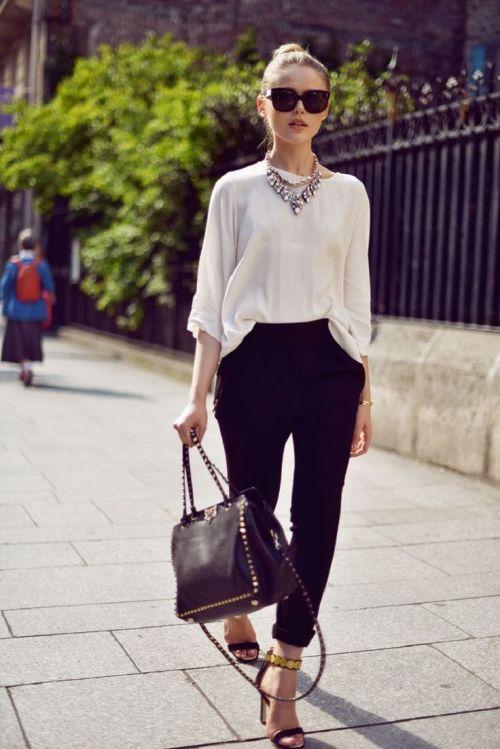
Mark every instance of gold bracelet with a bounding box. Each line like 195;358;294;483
359;399;373;406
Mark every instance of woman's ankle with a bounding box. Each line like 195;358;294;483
272;639;303;661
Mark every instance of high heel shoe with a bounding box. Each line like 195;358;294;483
224;614;260;663
254;647;305;748
227;639;260;663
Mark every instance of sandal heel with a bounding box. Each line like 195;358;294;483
260;693;269;725
254;647;306;747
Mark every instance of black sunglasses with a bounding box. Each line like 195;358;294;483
263;87;330;114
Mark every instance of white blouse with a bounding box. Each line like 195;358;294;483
186;157;372;364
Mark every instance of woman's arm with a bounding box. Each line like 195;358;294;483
343;181;373;455
0;262;16;304
174;177;236;446
39;260;56;303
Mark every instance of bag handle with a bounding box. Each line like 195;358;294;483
181;430;242;524
183;428;326;702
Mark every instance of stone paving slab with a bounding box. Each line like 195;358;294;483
433;636;500;690
10;671;234;749
355;505;499;524
272;603;469;658
0;521;173;545
0;449;36;472
6;501;112;528
400;539;500;575
423;596;500;638
320;545;448;585
332;525;397;548
187;646;500;737
0;631;136;687
0;615;10;639
0;541;83;570
372;518;500;544
113;603;470;667
90;499;171;525
5;600;182;637
0;506;37;529
0;487;114;504
0;687;26;749
323;572;500;609
0;474;55;493
208;710;500;748
71;537;170;564
0;492;59;509
0;562;176;609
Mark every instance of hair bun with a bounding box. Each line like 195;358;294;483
271;43;306;60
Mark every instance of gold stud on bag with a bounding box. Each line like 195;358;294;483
170;427;327;702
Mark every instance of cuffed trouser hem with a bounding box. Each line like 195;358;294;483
271;623;314;648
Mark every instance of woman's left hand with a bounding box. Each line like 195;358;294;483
350;405;372;456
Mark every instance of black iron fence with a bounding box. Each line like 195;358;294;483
314;90;499;329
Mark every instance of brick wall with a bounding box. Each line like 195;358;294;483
67;0;471;81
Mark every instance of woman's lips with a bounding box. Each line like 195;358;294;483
289;123;307;129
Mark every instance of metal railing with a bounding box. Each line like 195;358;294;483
314;90;499;329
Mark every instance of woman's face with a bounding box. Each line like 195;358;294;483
256;64;330;147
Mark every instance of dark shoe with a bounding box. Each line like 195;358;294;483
23;370;33;387
227;640;260;663
255;647;305;748
224;615;259;662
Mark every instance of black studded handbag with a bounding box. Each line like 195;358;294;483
170;427;326;701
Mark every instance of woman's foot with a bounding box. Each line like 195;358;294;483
260;646;304;748
223;614;258;661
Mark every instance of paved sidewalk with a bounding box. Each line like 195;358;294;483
0;326;499;749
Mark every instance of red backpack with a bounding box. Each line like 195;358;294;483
11;256;42;302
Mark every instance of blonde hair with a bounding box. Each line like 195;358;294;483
258;42;331;151
18;228;37;251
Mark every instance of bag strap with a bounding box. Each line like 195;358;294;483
11;256;41;271
181;432;242;523
184;428;327;702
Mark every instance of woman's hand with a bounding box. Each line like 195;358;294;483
350;404;372;456
173;398;208;446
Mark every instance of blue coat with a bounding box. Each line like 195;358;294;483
0;256;56;322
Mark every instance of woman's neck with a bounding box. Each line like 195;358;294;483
266;147;316;177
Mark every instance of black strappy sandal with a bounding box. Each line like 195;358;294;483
255;647;305;748
227;640;260;663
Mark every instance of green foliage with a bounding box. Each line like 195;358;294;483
0;31;264;329
0;31;400;330
328;39;412;127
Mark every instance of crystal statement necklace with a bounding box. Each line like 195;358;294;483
264;151;322;214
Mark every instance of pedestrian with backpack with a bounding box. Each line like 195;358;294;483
0;228;56;386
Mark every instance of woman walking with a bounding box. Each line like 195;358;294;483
173;42;373;748
1;228;56;386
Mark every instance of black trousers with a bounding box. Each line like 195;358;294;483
213;318;366;647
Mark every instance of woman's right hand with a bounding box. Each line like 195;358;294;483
173;399;208;446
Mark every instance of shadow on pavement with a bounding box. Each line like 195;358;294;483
0;371;151;400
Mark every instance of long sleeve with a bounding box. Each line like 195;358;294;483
40;260;56;294
343;181;372;356
0;263;15;302
187;177;237;344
